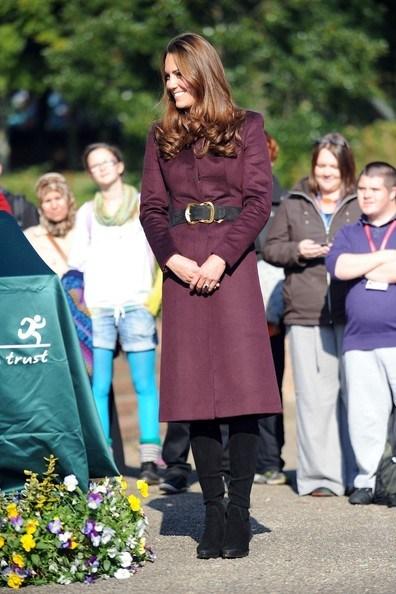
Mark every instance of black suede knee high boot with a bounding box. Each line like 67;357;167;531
223;416;259;559
190;420;226;559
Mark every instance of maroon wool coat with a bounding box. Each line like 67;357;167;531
140;110;281;422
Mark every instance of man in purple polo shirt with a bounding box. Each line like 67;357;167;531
327;161;396;505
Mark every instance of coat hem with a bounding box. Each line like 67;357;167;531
160;406;283;423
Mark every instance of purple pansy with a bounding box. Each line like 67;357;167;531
58;531;73;549
10;515;24;531
82;520;102;547
84;575;95;584
87;492;103;509
47;518;62;534
85;556;100;572
83;519;97;537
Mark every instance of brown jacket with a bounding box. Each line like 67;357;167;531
263;178;361;326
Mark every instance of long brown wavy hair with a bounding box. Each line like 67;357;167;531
155;32;246;160
309;133;356;197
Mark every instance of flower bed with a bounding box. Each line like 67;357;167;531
0;456;154;588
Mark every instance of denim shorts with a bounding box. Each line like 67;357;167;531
91;306;158;352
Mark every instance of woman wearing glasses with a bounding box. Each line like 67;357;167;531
263;133;360;497
140;33;281;559
69;143;162;484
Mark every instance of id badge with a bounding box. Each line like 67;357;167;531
365;280;389;291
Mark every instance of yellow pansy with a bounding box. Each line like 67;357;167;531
70;540;78;550
138;537;146;555
20;534;36;552
12;553;25;568
7;573;23;589
0;536;5;548
136;480;149;498
116;476;128;491
6;503;18;518
25;519;39;535
128;494;141;512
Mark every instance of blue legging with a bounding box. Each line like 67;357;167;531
92;347;160;445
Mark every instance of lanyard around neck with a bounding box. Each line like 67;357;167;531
363;220;396;252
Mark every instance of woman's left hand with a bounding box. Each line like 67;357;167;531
190;254;226;293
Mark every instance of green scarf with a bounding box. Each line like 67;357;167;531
93;183;139;226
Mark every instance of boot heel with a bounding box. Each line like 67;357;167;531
222;503;251;558
197;501;225;559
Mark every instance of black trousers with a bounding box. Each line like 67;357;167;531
256;329;285;473
162;421;191;478
162;422;229;478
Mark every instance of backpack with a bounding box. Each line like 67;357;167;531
2;190;39;229
373;408;396;507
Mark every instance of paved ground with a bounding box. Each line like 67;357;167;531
24;347;396;594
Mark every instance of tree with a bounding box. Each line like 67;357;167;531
190;0;389;180
0;0;394;182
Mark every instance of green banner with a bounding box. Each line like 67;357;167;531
0;274;118;492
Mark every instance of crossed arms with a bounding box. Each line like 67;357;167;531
334;249;396;283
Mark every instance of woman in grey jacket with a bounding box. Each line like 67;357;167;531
263;133;360;496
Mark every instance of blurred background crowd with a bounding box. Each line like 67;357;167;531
0;0;395;197
1;1;396;504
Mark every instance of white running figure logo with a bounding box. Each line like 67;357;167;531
17;315;47;346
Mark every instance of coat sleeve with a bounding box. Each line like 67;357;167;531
262;199;306;268
211;112;273;268
326;227;352;279
139;128;179;269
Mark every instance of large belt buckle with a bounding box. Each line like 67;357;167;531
185;201;215;224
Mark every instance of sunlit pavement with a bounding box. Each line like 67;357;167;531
27;343;396;593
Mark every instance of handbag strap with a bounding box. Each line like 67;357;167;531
46;233;68;264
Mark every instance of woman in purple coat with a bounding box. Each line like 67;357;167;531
140;33;281;559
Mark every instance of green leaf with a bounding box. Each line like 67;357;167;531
31;553;41;565
103;559;111;572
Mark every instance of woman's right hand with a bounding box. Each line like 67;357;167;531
298;239;330;259
165;254;200;284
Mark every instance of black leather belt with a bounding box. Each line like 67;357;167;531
170;201;242;226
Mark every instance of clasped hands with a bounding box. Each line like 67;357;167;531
166;253;226;294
